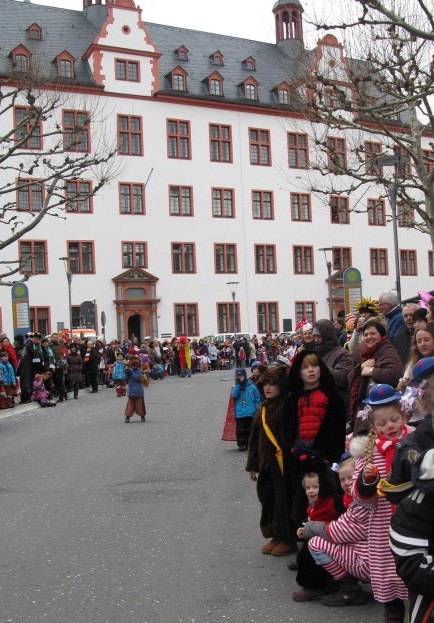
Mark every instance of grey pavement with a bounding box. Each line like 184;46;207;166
0;373;381;623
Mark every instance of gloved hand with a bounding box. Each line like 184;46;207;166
301;521;327;541
292;439;312;453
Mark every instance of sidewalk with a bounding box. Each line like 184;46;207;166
0;388;88;421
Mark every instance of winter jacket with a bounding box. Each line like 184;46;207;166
66;353;83;382
314;319;352;410
0;361;16;386
112;360;127;381
386;305;405;342
231;379;261;419
125;366;144;398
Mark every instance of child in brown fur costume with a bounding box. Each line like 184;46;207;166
246;365;297;556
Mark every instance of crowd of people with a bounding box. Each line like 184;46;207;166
222;289;434;623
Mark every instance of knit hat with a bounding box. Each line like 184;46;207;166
362;384;402;405
302;323;313;333
235;368;247;377
413;307;428;322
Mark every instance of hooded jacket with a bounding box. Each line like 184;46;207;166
314;319;352;411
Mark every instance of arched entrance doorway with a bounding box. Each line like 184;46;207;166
127;314;142;344
112;268;160;342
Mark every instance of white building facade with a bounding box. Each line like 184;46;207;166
0;0;432;341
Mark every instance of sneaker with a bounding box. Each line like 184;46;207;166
321;587;368;607
141;416;146;422
292;588;325;602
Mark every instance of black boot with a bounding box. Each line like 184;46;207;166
383;599;405;623
321;576;368;607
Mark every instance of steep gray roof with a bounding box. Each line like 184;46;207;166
145;22;308;108
0;0;101;86
273;0;303;8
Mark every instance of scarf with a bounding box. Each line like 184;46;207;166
375;425;408;474
349;336;389;419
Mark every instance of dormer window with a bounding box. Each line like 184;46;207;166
26;23;42;40
275;81;291;105
54;51;75;79
206;72;224;97
243;56;256;71
211;51;224;66
175;46;189;61
168;66;187;91
11;45;31;72
240;77;259;101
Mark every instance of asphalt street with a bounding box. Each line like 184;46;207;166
0;372;382;623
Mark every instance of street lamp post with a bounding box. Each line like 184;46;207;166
226;281;239;337
319;247;334;320
374;154;409;305
59;256;73;333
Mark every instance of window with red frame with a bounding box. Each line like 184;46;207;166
115;59;139;82
423;149;433;174
295;301;315;323
13;53;30;72
171;243;195;273
65;180;92;213
327;137;347;173
117;115;142;156
17;179;44;212
175;304;198;336
14;106;42;149
365;141;382;176
214;244;237;273
293;246;313;274
257;302;279;333
255;245;276;274
119;183;145;214
169;186;193;216
58;59;73;78
393;146;411;179
210;124;232;163
167;120;191;159
209;78;222;96
19;240;47;274
244;83;257;100
291;193;311;221
370;248;388;275
332;247;352;271
67;241;95;274
288;133;309;169
122;242;147;269
212;188;234;218
396;201;415;229
30;307;50;335
217;302;239;333
400;250;417;276
249;129;271;165
330;195;350;224
367;199;386;226
63;110;90;153
252;191;273;219
172;73;186;91
278;88;289;105
429;251;434;277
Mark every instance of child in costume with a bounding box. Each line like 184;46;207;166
112;352;127;397
31;373;56;407
283;351;346;530
232;368;260;451
124;355;146;423
246;365;296;556
350;384;411;623
306;455;371;606
291;456;343;602
0;350;17;408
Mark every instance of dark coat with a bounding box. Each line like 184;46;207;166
66;353;83;382
348;338;403;427
246;395;296;543
282;350;347;527
82;346;101;375
314;319;352;412
392;326;414;366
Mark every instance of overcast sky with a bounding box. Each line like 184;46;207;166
25;0;333;47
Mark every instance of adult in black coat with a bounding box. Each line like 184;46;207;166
282;350;347;528
82;339;101;393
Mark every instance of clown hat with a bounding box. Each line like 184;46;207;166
410;357;434;384
362;384;402;405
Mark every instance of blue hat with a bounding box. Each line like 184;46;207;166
251;361;261;369
362;384;402;405
235;368;247;377
411;357;434;383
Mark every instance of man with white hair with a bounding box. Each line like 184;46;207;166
393;302;419;364
378;290;404;342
